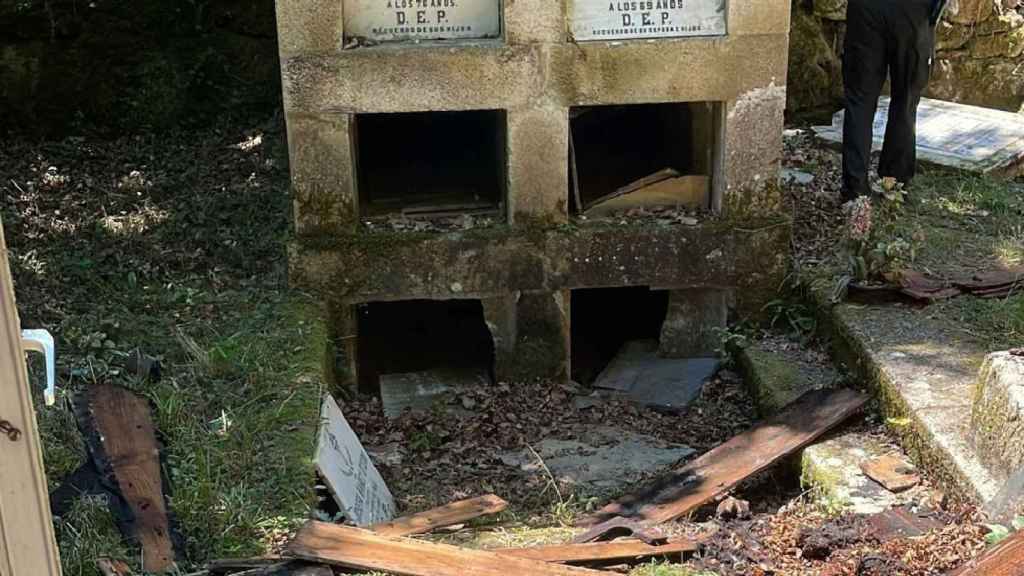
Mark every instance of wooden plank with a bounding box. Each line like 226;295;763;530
860;454;921;493
579;388;868;530
369;495;508;538
496;538;698;564
583;176;709;218
287;521;618;576
568;131;583;214
582;168;680;211
0;216;63;576
947;529;1024;575
88;383;175;572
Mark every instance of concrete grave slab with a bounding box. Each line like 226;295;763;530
800;431;924;515
379;367;490;419
593;340;718;411
814;97;1024;176
738;334;838;416
802;432;898;515
500;426;695;495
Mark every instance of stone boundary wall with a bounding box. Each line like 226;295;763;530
788;0;1024;114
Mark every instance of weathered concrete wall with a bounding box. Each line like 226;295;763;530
0;0;281;135
972;351;1024;478
788;0;1024;114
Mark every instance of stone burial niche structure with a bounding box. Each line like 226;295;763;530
277;0;792;407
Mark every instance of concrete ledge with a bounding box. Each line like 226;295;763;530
281;43;545;114
290;219;790;314
972;351;1024;478
810;284;1003;504
281;34;790;114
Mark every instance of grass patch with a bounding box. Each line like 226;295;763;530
3;120;328;574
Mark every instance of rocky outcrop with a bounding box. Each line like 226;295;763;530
788;0;1024;114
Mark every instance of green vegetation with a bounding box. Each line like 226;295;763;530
2;122;326;573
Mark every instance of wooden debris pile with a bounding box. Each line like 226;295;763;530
204;388;872;576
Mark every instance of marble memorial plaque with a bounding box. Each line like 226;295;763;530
344;0;501;43
570;0;727;41
314;395;396;526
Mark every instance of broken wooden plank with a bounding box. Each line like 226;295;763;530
947;528;1024;575
496;538;699;564
583;176;709;218
88;384;175;573
287;521;617;575
860;454;921;493
579;388;868;530
368;494;508;538
583;168;681;211
864;505;944;543
569;131;583;213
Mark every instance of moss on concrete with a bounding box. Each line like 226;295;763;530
739;346;812;416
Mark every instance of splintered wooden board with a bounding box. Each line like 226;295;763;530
496;538;699;564
89;384;174;572
288;521;618;576
369;495;508;538
580;388;868;529
584;175;709;217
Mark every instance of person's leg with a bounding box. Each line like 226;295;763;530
842;0;889;201
879;0;935;187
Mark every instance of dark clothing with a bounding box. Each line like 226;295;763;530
931;0;950;25
841;0;936;200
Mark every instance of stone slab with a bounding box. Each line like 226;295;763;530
315;395;397;525
813;285;1004;504
569;0;727;41
343;0;501;43
813;97;1024;176
499;426;695;495
379;367;490;419
971;351;1024;478
593;340;718;411
801;432;911;515
738;335;838;416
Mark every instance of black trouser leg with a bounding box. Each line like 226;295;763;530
878;0;934;185
842;0;889;201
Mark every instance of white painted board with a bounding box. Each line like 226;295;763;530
315;395;396;526
813;97;1024;176
570;0;727;41
343;0;501;43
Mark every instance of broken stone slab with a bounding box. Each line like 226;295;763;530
800;431;920;515
971;351;1024;478
379;367;490;419
781;168;815;186
810;283;1003;504
813;97;1024;177
593;340;718;411
499;426;695;496
737;335;838;416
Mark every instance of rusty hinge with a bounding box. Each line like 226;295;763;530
0;419;22;441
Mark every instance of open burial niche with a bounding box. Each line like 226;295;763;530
355;299;496;418
571;286;726;411
569;102;720;217
355;109;507;220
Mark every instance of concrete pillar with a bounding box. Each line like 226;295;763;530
721;85;787;218
659;288;731;358
285;112;358;236
507;106;570;224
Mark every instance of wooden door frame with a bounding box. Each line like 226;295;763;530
0;216;63;575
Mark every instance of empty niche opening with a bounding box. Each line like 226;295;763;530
570;287;669;386
355;110;507;219
355;299;496;415
568;102;718;217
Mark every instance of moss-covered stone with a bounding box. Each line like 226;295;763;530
739;345;815;416
972;352;1024;478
